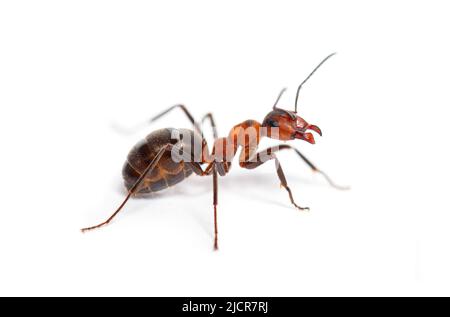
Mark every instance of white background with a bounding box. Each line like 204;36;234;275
1;1;449;296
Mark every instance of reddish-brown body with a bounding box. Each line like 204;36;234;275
81;53;347;250
122;120;267;194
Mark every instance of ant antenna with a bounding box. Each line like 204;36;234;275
272;88;287;109
294;52;336;113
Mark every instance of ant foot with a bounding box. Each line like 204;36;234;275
293;204;309;212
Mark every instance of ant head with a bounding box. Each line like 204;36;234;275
262;108;321;144
261;53;335;144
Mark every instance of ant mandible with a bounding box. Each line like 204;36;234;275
81;53;348;250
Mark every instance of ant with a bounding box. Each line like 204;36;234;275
81;53;348;250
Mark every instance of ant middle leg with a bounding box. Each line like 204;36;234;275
171;141;220;250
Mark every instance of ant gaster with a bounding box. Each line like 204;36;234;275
81;53;348;250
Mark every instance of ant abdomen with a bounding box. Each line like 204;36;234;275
122;128;201;194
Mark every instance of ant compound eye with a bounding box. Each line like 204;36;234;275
267;119;279;127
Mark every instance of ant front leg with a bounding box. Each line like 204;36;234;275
254;144;349;190
172;134;220;250
240;151;310;211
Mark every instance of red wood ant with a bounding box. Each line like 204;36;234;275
81;53;348;250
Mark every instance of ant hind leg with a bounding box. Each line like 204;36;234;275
81;144;173;232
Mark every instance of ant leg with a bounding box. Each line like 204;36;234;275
249;144;348;190
150;104;202;134
212;164;219;250
171;143;218;250
241;153;309;211
81;144;173;232
184;161;219;250
272;156;309;211
200;113;218;139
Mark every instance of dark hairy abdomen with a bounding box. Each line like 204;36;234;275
122;128;200;194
